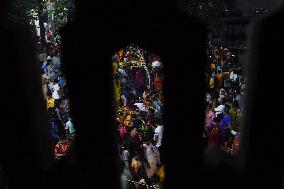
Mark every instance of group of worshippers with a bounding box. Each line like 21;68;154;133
38;33;76;159
113;44;165;189
204;41;244;156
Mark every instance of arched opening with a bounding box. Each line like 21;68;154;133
36;0;77;160
0;0;77;187
204;41;244;157
113;44;165;189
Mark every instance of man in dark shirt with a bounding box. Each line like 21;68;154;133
219;109;232;150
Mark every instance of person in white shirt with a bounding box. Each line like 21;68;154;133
206;93;212;104
218;88;227;103
154;118;164;165
48;78;54;91
143;137;160;179
230;71;234;81
233;73;238;82
65;117;76;136
215;100;225;117
134;102;147;112
154;124;163;149
51;80;60;100
120;143;131;189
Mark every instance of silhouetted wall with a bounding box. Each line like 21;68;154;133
0;0;283;189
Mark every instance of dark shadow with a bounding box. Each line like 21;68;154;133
241;3;284;188
1;0;283;188
0;0;54;188
59;0;207;188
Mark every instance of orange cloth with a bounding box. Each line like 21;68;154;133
157;166;165;183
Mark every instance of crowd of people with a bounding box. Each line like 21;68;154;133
113;42;246;188
38;29;76;159
38;33;243;184
203;41;245;156
113;44;165;189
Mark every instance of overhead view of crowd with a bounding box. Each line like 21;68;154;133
38;29;76;160
203;41;245;156
113;44;165;189
37;31;244;184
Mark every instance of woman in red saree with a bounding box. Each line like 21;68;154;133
205;104;215;130
55;139;70;159
206;117;220;147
